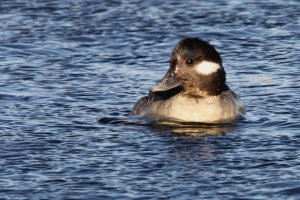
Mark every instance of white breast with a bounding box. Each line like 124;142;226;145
143;91;245;124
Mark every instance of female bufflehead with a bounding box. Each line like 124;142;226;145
132;38;245;124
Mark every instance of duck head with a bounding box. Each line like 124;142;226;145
151;38;228;97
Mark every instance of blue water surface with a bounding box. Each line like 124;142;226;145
0;0;299;199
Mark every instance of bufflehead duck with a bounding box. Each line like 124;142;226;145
131;38;245;124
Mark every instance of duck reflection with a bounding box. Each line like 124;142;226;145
155;121;237;137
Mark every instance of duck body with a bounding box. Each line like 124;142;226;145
132;38;245;124
132;89;244;124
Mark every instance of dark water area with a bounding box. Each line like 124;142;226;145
0;0;300;199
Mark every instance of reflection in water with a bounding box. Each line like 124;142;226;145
99;114;236;137
155;121;236;137
170;125;233;137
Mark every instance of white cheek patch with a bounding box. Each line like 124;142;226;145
195;61;221;75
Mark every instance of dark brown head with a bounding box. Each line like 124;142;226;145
151;38;229;97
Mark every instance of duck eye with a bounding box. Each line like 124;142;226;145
186;58;194;65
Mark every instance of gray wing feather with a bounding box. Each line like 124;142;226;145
131;96;150;115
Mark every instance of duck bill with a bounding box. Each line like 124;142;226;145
150;69;183;92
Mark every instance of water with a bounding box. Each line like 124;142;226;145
0;0;299;199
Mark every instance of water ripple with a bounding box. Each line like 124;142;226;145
0;0;299;199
